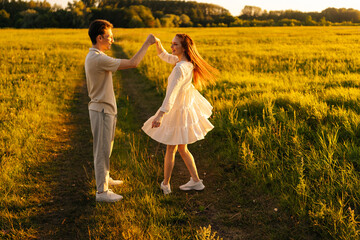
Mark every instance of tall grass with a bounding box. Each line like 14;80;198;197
2;26;359;239
1;28;222;239
113;26;360;239
0;29;90;238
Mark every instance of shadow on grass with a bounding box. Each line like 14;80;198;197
31;81;95;239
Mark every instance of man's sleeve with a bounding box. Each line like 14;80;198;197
98;54;121;72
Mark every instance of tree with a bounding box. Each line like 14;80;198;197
242;5;263;18
0;9;10;27
125;5;155;27
180;14;193;27
129;15;145;28
154;18;161;28
305;15;317;26
67;0;91;28
319;17;331;26
82;0;97;8
17;9;38;28
229;17;245;27
160;14;180;27
278;18;301;26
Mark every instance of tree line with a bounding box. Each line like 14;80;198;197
0;0;232;28
237;6;360;26
0;0;359;28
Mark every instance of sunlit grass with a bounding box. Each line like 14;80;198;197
2;26;360;239
0;29;90;238
113;26;360;239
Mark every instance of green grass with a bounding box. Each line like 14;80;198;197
0;29;90;239
112;26;360;239
2;26;360;239
0;29;222;239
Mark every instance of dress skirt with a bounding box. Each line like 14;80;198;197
142;87;214;145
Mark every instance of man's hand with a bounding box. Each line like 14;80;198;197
118;34;156;70
146;34;156;45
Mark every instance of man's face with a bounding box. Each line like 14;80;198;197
98;28;114;51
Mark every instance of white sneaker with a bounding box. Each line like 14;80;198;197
179;177;205;191
109;177;124;186
161;181;171;195
96;189;123;202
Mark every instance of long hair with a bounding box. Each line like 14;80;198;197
176;33;219;89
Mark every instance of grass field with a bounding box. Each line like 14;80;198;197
0;29;91;239
114;26;360;239
1;26;360;239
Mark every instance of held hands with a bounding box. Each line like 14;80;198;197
146;34;156;45
154;37;163;55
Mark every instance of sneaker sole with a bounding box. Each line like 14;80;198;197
161;187;171;195
179;185;205;191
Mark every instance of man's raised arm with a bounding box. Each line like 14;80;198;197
117;34;156;70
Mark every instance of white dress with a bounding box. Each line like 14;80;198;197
141;51;214;145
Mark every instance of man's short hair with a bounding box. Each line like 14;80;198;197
88;19;113;45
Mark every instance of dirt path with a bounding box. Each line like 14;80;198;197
34;82;94;239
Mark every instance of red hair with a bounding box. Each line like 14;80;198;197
176;33;219;89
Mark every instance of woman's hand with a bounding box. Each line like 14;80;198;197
152;111;165;128
154;37;165;55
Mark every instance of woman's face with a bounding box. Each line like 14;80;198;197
171;36;185;57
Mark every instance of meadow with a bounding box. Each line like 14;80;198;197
115;26;360;239
1;26;360;239
0;29;92;238
0;29;221;239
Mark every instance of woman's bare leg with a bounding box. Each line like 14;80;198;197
178;144;200;182
163;145;178;185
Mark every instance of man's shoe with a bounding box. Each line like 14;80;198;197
161;181;171;195
96;189;123;202
109;177;124;186
179;177;205;191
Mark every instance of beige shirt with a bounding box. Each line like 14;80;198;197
85;48;121;115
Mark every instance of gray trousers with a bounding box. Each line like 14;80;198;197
89;110;117;193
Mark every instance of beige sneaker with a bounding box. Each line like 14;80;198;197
161;181;171;195
96;189;123;202
179;177;205;191
109;177;124;186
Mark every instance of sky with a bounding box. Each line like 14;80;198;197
46;0;360;16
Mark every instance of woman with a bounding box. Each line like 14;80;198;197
142;34;218;195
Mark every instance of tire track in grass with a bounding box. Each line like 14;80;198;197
111;43;320;240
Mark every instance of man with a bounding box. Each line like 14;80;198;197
85;19;155;202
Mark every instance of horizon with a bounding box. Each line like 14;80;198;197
41;0;360;16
